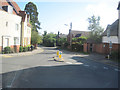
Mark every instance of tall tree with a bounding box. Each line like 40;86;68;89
24;2;41;32
88;15;104;35
87;15;104;43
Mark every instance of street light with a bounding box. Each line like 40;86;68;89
64;22;72;46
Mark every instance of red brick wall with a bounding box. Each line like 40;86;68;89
83;43;87;52
83;43;119;54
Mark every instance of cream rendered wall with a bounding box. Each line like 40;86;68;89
22;15;31;46
102;36;118;44
0;10;21;48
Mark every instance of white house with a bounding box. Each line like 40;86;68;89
0;0;31;53
0;5;21;53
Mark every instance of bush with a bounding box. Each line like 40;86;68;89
4;47;11;54
19;46;23;52
28;47;31;51
71;43;83;52
23;47;28;52
111;51;120;62
30;45;34;51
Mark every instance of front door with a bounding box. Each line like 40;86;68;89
3;38;9;48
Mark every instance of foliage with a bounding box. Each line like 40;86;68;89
71;36;87;52
24;2;41;32
43;33;56;47
87;15;104;43
19;46;23;52
57;38;67;46
38;35;43;44
111;51;120;62
4;47;11;54
31;31;39;44
72;36;87;44
23;47;28;52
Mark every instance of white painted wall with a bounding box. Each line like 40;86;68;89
0;10;21;48
102;36;118;44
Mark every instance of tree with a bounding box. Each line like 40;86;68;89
24;2;41;32
87;15;104;43
43;33;56;47
38;35;43;44
31;31;39;44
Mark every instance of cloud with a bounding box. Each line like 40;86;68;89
85;2;118;29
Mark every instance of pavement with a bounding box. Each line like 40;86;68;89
61;49;120;68
0;47;44;58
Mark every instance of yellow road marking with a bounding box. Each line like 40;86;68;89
2;55;13;58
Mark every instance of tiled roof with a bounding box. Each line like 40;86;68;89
102;19;119;36
70;30;90;37
1;0;21;15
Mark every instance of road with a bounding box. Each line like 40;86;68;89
1;46;119;88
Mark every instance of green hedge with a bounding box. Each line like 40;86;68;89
4;47;11;54
19;46;23;52
71;44;83;52
111;51;120;62
23;47;28;52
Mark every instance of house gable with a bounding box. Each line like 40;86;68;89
102;19;119;36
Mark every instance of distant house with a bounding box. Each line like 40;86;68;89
19;11;31;47
0;0;22;53
67;29;90;46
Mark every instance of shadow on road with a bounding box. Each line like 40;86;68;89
2;64;118;88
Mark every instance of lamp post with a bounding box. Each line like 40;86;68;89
64;22;72;46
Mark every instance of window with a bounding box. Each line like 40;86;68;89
6;22;8;27
14;37;19;45
15;24;19;31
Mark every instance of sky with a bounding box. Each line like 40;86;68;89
15;0;119;35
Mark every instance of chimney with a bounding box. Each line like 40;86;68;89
117;2;120;44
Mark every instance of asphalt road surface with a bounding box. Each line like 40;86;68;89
1;46;119;88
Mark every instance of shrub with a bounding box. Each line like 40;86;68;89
111;51;120;62
26;45;31;51
19;46;23;52
4;47;11;54
28;47;31;51
23;47;28;52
